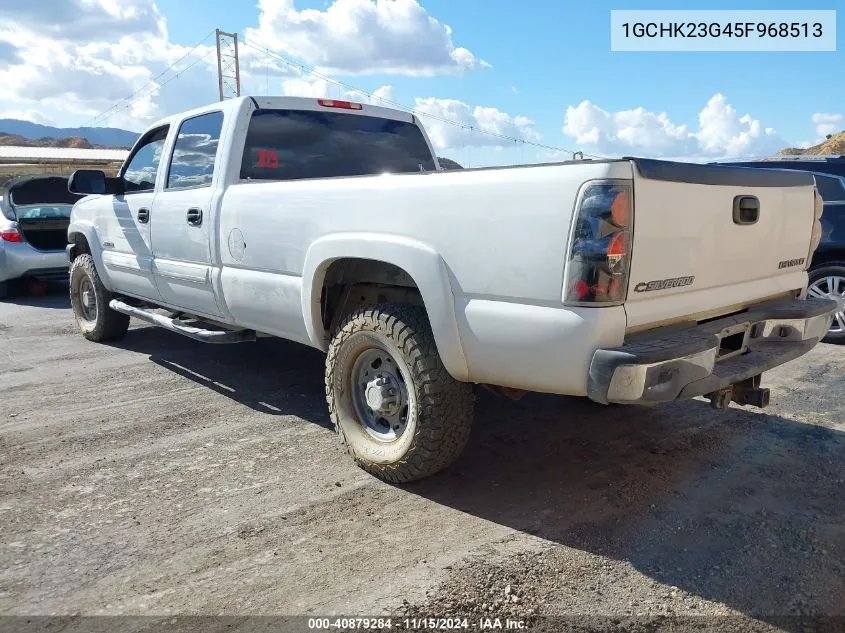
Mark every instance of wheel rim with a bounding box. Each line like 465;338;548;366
75;276;98;322
349;346;413;442
807;275;845;334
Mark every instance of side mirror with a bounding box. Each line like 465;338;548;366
68;169;109;195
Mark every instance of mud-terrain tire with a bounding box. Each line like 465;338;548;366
69;254;130;342
325;303;474;483
807;262;845;344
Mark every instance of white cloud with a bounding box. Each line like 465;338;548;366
563;94;784;159
244;0;489;76
414;97;541;150
811;112;843;139
0;1;220;130
279;73;395;106
0;109;55;126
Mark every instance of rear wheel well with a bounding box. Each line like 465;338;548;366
320;258;423;334
67;232;91;262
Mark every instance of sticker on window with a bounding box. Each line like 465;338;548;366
256;150;280;169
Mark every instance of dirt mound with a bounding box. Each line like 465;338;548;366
780;131;845;156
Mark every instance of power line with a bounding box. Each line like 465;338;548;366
82;29;216;128
239;37;603;160
86;48;216;128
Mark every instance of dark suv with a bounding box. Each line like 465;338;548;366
715;156;845;343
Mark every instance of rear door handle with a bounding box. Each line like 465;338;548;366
137;207;150;224
186;208;203;226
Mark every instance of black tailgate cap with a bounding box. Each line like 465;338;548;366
626;157;815;187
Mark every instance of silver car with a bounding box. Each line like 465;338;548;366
1;175;82;298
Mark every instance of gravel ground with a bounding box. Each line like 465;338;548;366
2;284;845;633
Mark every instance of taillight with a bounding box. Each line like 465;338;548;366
564;181;633;305
317;99;363;110
0;227;22;243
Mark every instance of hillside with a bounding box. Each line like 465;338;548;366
0;133;108;149
437;157;464;170
779;131;845;156
0;119;138;149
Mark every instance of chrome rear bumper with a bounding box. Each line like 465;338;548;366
587;297;837;405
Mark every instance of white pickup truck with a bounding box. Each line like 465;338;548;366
66;95;837;483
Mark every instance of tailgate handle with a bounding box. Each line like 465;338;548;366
733;196;760;225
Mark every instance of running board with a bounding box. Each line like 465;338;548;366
109;300;256;344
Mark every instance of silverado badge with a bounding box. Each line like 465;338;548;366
634;276;695;293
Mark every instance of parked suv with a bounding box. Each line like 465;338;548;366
715;157;845;343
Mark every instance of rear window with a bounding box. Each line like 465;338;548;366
240;109;436;181
15;205;73;219
814;174;845;202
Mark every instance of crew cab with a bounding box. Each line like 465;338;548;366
66;96;838;482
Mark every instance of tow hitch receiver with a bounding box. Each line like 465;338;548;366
707;375;770;410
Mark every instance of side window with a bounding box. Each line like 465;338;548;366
166;112;224;190
122;126;169;193
815;174;845;202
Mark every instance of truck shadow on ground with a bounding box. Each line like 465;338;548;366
109;321;845;626
111;326;333;430
408;387;845;626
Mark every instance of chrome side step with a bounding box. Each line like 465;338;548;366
109;300;256;344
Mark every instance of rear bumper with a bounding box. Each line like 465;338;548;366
587;297;837;405
0;241;69;282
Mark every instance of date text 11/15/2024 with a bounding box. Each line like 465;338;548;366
307;617;528;630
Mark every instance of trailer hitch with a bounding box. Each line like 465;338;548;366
707;375;770;410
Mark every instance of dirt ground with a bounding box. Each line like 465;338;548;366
2;283;845;632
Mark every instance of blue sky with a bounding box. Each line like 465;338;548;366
0;0;842;165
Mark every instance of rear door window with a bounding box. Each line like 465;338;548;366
814;174;845;202
240;109;436;181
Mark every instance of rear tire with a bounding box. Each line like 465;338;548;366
0;281;7;300
325;303;475;483
69;254;130;342
807;262;845;344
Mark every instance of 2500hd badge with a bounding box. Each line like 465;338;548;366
634;276;695;293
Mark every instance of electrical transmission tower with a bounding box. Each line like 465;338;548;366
215;29;241;101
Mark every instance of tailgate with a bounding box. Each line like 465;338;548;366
625;159;817;331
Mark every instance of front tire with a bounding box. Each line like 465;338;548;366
807;262;845;344
325;303;474;483
69;254;130;342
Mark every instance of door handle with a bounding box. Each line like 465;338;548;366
186;208;203;226
137;207;150;224
733;196;760;225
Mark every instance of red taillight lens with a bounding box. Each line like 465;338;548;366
317;99;363;110
610;190;630;227
564;182;633;305
0;227;22;243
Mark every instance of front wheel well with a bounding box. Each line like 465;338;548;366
320;258;424;334
67;232;91;262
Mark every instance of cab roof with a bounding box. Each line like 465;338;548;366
146;95;417;132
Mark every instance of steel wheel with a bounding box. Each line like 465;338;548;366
349;346;414;442
76;276;98;323
807;274;845;335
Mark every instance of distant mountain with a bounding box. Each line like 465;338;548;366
0;133;114;149
0;119;138;149
779;131;845;157
437;157;464;170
